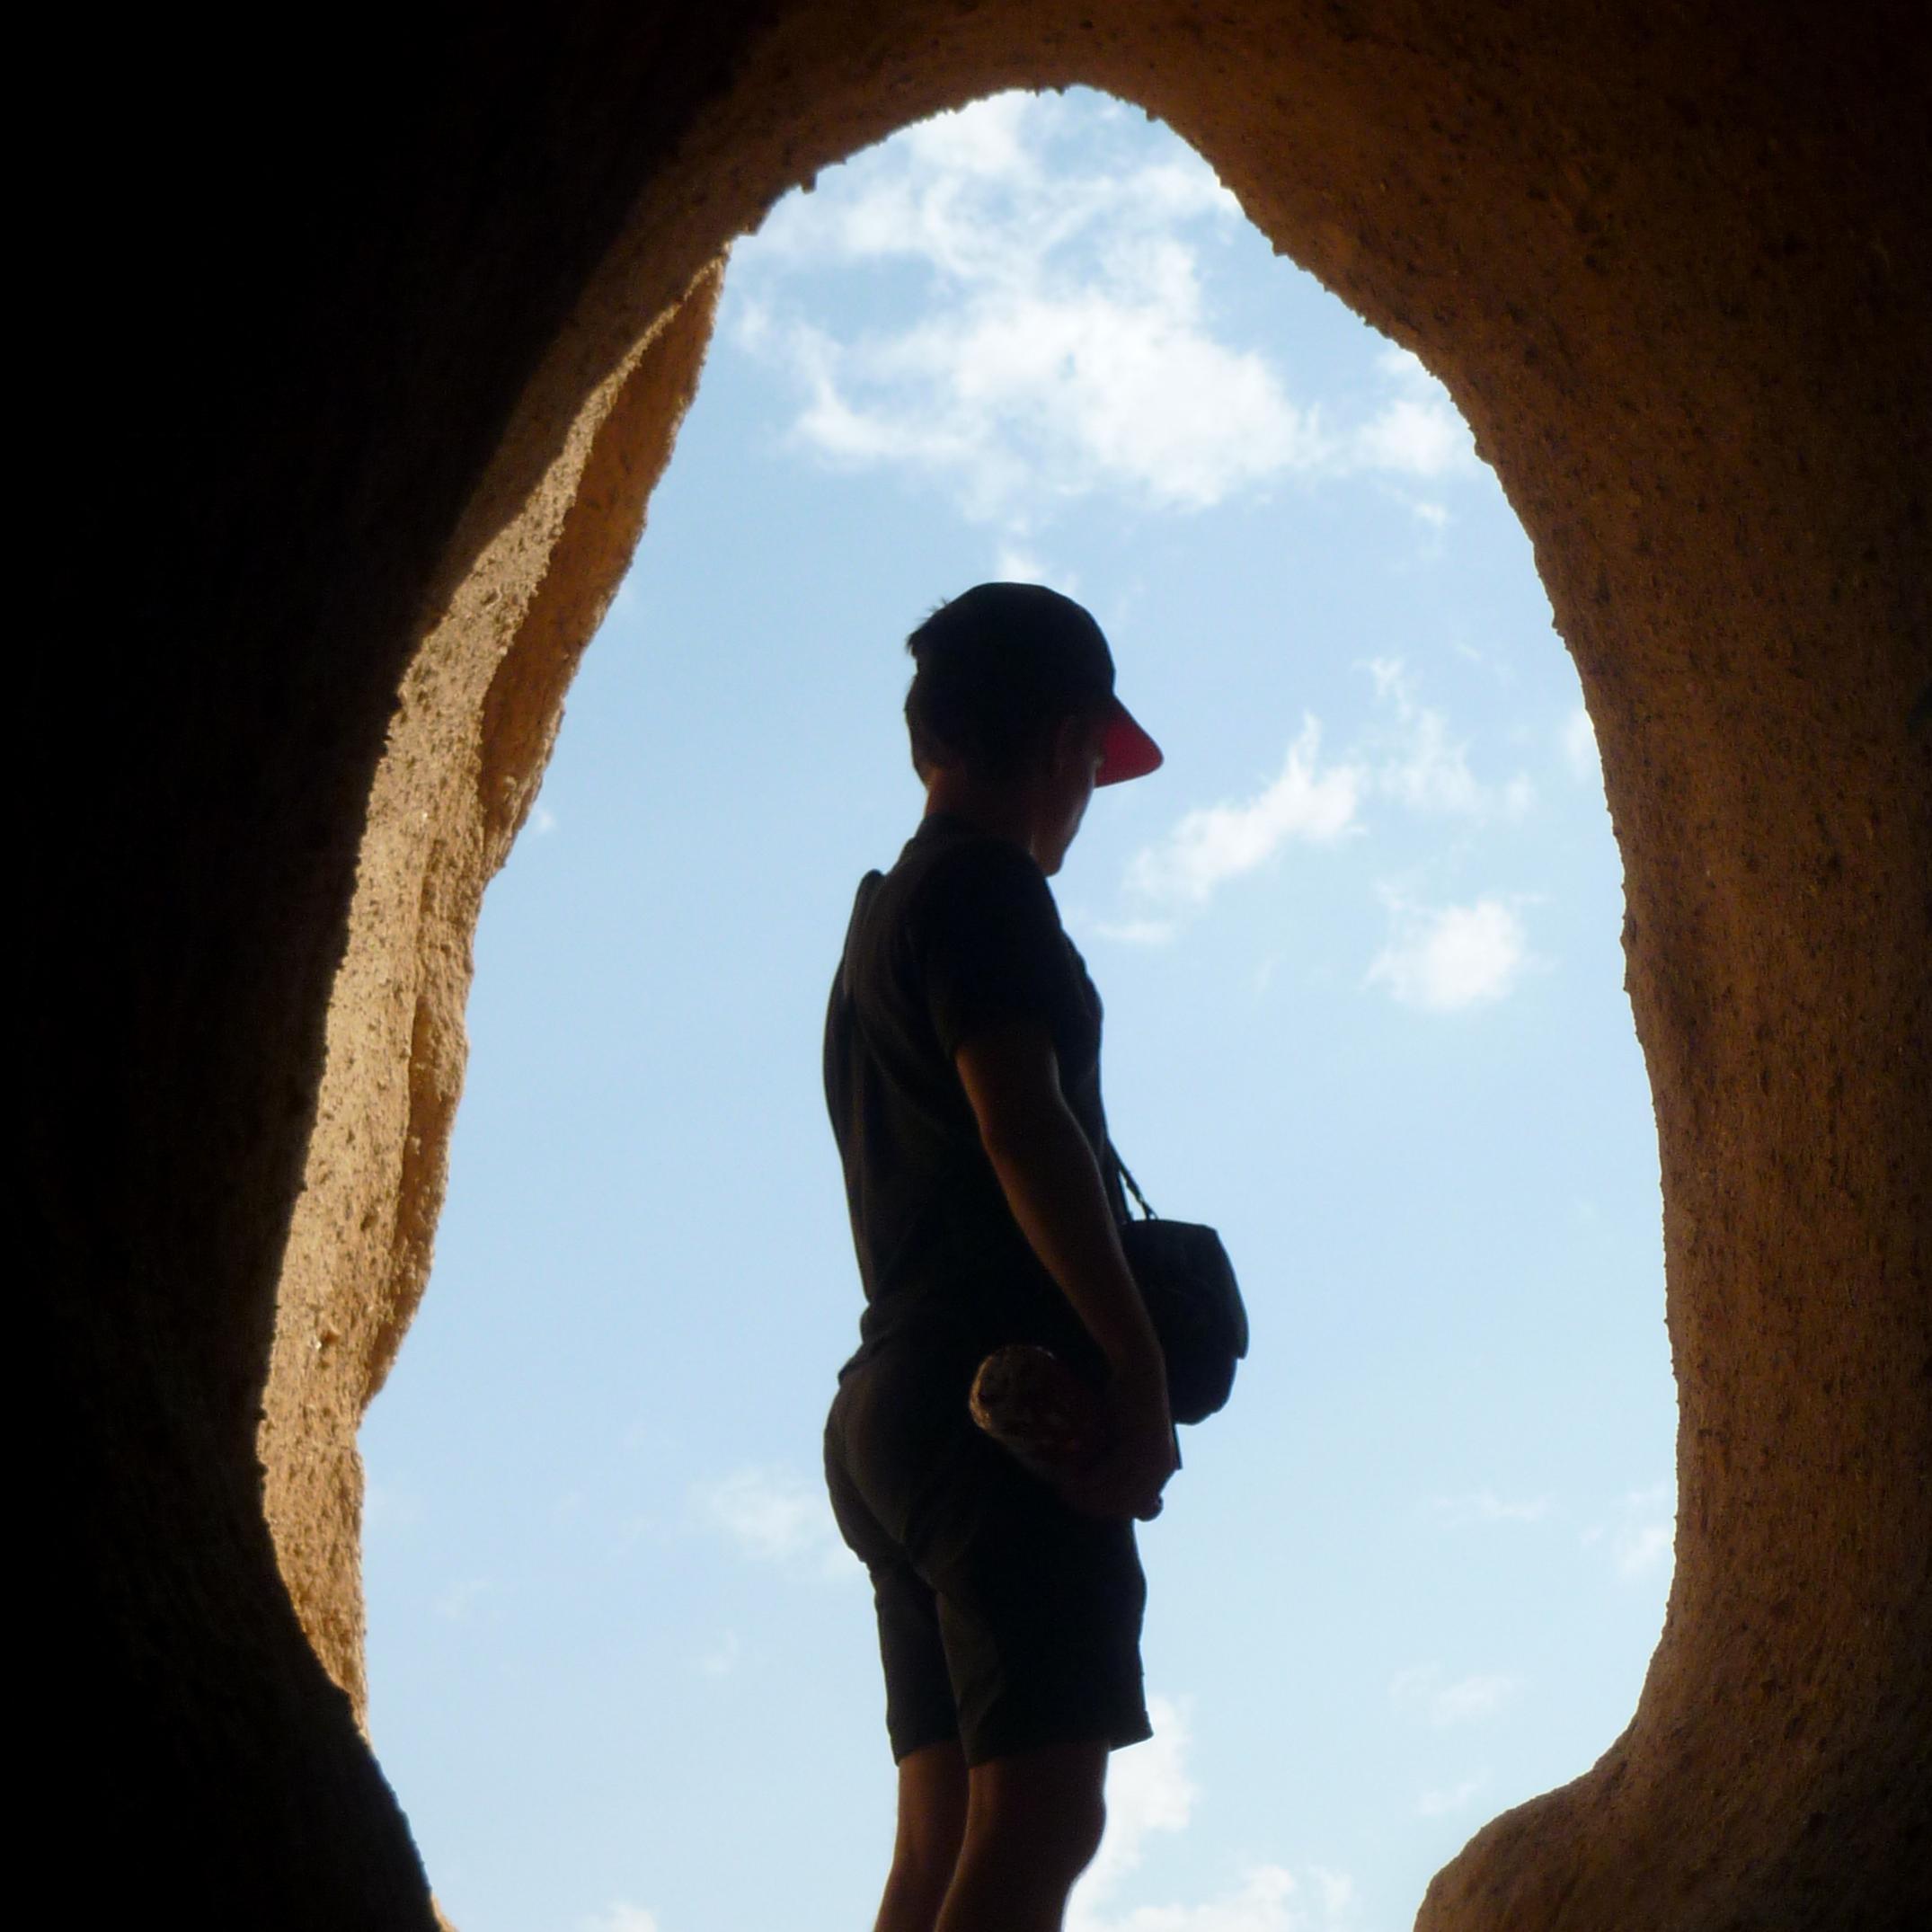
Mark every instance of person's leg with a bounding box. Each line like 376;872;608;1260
829;1354;1134;1930
828;1373;972;1931
873;1739;970;1932
935;1740;1109;1932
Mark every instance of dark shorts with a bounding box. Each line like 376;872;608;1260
823;1336;1152;1768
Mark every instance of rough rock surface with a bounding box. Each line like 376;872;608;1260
45;4;1928;1926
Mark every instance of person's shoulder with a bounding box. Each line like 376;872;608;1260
902;826;1054;923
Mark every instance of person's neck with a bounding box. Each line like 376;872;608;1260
922;773;1041;864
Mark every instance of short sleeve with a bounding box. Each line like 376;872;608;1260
911;837;1084;1068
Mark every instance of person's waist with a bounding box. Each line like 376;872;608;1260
851;1276;1102;1371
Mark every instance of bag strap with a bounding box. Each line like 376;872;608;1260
1106;1137;1158;1220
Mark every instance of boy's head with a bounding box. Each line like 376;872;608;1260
903;583;1162;788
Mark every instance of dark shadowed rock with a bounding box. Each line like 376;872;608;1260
41;4;1928;1925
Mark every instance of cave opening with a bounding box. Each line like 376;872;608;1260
63;7;1922;1926
338;91;1674;1932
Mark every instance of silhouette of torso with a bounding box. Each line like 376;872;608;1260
824;810;1121;1387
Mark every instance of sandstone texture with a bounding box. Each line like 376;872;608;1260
44;4;1928;1926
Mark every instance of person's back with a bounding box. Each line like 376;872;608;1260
819;583;1177;1932
823;808;1121;1384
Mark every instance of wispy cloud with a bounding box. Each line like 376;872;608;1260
1074;1692;1199;1910
1417;1775;1487;1819
993;540;1070;589
1609;1520;1673;1580
1095;666;1533;950
1582;1480;1676;1582
690;1466;854;1582
732;93;1477;532
1091;914;1188;947
1365;659;1533;821
1562;705;1601;786
1347;350;1476;479
1103;718;1361;941
1078;1865;1356;1932
1389;1665;1523;1728
1367;891;1534;1011
1427;1490;1552;1529
1068;1694;1358;1932
579;1905;660;1932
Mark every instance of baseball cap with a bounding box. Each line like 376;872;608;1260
914;582;1164;786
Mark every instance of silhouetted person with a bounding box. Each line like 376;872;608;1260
822;583;1175;1932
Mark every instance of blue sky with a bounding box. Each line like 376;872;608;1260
360;90;1675;1932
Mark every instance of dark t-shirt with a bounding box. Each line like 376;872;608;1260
824;810;1124;1382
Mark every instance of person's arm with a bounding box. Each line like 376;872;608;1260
953;1016;1175;1520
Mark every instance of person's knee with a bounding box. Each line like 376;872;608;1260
1054;1785;1106;1877
970;1741;1108;1879
1015;1786;1104;1890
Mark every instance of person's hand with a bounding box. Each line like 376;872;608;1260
1055;1362;1176;1520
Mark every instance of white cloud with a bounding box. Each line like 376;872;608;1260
1092;914;1183;948
1427;1490;1552;1529
1431;1675;1520;1724
579;1904;660;1932
731;92;1477;529
1349;396;1467;477
1081;1865;1348;1932
1389;1665;1522;1728
1095;669;1537;950
1379;708;1480;819
1582;1479;1676;1582
1364;659;1532;820
1115;718;1361;925
1367;892;1532;1011
1073;1693;1199;1915
1101;670;1537;949
1337;350;1476;480
1562;705;1601;785
901;87;1034;181
691;1466;853;1582
993;540;1069;589
1417;1776;1486;1820
1093;665;1541;953
1068;1694;1357;1932
1611;1521;1674;1579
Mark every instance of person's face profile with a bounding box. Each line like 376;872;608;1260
1032;708;1107;874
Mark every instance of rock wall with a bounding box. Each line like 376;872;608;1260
259;268;722;1728
49;4;1928;1926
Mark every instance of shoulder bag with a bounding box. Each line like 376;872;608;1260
1106;1140;1249;1426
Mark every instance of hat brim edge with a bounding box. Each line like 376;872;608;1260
1095;697;1164;786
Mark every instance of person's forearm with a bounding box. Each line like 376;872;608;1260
979;1098;1165;1385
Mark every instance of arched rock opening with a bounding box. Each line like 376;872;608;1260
56;4;1928;1927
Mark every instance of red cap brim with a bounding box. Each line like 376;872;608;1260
1095;696;1164;785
